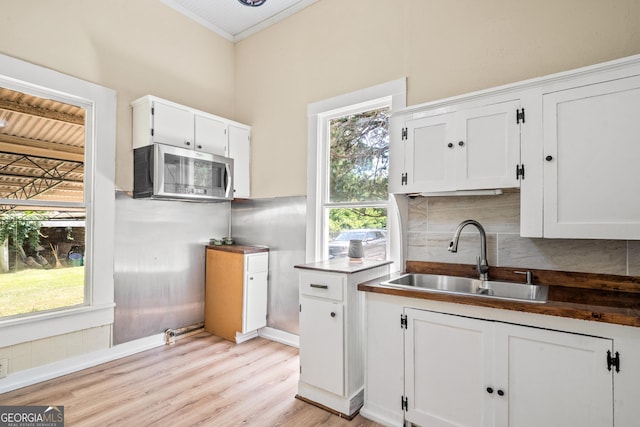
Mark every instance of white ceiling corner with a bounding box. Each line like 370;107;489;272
160;0;318;42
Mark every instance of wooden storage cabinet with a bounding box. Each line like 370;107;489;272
131;95;252;198
390;98;522;194
204;246;268;343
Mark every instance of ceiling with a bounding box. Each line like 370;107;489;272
160;0;317;42
0;87;85;212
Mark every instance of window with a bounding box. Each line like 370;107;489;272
324;104;390;260
0;53;115;348
307;79;406;265
0;88;87;318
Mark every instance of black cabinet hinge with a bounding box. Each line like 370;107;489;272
400;314;407;329
401;395;408;411
607;350;620;373
401;127;408;140
401;173;408;186
516;108;525;124
299;304;301;312
516;164;525;180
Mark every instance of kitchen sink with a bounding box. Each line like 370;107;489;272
379;273;549;303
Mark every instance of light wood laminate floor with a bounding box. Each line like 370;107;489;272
0;332;382;426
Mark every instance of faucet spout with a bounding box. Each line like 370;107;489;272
448;219;489;281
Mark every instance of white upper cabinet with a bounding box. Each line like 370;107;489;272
147;100;194;149
541;75;640;239
396;112;456;192
194;114;228;155
457;100;521;190
519;55;640;239
390;97;522;194
228;124;251;199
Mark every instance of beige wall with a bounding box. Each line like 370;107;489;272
234;0;640;198
2;1;639;196
0;0;235;191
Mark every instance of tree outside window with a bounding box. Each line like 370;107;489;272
324;106;390;260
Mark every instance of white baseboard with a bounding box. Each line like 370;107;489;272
258;326;299;348
0;333;165;394
235;330;259;344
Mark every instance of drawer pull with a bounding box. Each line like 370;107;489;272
310;283;329;289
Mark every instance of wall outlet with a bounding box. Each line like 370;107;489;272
0;358;7;378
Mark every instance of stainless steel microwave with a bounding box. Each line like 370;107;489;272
133;143;233;201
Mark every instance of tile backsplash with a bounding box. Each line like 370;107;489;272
406;191;640;276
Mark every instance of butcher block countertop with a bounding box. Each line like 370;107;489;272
206;244;269;254
357;261;640;328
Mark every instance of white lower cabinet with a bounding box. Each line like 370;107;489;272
404;308;613;427
361;293;627;427
300;297;344;395
296;263;391;418
404;309;492;426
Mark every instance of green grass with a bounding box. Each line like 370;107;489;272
0;267;85;317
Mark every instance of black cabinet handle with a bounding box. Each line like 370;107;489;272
185;141;191;146
545;155;553;161
486;387;494;394
330;312;336;318
197;144;203;149
497;389;505;396
447;142;454;148
310;283;328;289
458;141;465;147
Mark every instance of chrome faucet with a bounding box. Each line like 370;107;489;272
448;219;489;281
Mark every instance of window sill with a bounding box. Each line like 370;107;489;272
0;303;115;348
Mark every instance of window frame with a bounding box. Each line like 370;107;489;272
0;53;116;347
306;79;406;266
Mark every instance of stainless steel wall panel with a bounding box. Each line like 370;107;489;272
113;192;229;344
231;196;305;335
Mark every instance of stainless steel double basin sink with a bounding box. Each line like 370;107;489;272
379;273;549;303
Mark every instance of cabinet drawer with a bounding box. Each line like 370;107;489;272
247;253;268;273
300;272;344;301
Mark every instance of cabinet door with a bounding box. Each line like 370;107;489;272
152;101;194;149
194;114;227;155
403;113;457;192
457;100;521;190
494;323;613;427
244;271;268;332
243;253;268;332
228;125;251;198
299;297;344;396
543;75;640;239
404;308;494;427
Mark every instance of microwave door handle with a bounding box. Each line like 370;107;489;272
148;147;154;184
225;163;233;198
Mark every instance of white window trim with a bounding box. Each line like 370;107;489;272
306;78;406;268
0;53;116;347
